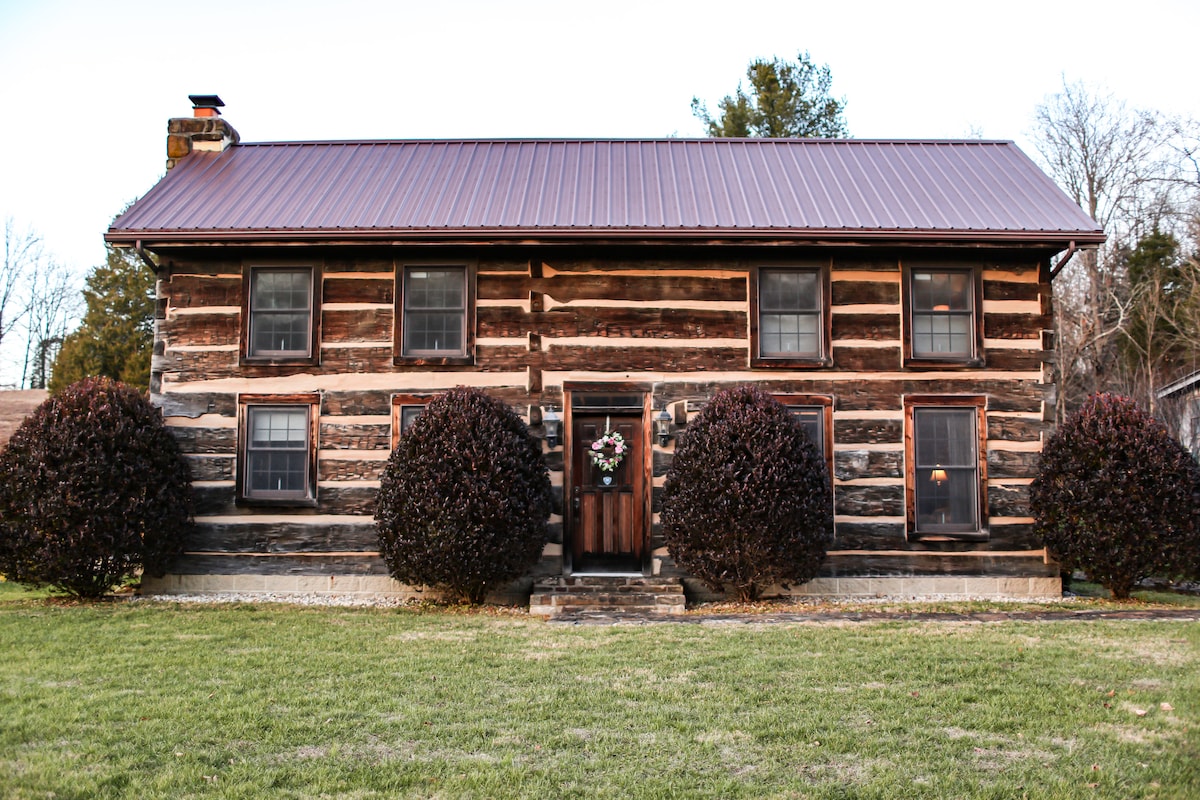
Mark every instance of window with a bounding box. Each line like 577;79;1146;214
244;266;318;361
906;267;978;363
397;265;472;362
390;394;434;449
752;267;829;367
238;395;318;504
775;395;833;478
906;398;986;537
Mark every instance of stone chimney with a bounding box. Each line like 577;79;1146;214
166;94;240;169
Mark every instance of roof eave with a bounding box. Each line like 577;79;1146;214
106;227;1106;248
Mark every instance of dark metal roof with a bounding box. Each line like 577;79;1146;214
108;138;1105;245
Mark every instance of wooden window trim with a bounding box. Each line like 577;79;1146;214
390;393;437;450
236;393;320;507
394;263;476;366
750;264;831;369
772;394;834;478
240;263;322;366
901;264;983;368
904;395;988;541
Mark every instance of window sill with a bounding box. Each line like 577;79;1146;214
236;496;319;509
908;529;989;543
751;356;831;369
904;357;983;370
393;355;475;367
240;355;320;367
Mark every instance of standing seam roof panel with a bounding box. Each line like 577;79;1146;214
864;143;919;230
968;145;1033;230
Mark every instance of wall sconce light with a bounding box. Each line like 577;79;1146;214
655;407;673;447
930;466;948;486
542;407;561;449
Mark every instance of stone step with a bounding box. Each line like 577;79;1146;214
532;578;684;594
529;576;686;617
547;605;687;617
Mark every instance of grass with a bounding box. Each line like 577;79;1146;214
1;593;1198;799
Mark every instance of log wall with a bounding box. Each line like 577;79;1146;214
153;247;1058;586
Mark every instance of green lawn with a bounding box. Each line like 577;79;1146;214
1;595;1197;799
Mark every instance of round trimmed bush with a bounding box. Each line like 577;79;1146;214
1031;393;1200;599
375;387;552;604
660;385;833;601
0;377;192;597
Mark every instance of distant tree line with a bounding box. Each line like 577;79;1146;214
1031;79;1200;433
0;219;79;390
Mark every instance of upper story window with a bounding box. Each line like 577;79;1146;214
906;398;986;539
237;394;319;506
906;267;979;364
396;265;474;364
244;266;319;362
752;267;829;367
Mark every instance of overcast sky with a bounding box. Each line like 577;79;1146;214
0;0;1196;363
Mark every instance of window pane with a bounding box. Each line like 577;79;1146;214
251;312;309;354
912;270;971;312
761;270;819;311
403;311;463;353
789;406;825;460
249;268;311;356
250;408;308;447
914;408;974;466
248;450;307;492
916;467;977;528
913;408;978;532
912;311;972;357
400;405;424;433
761;312;819;355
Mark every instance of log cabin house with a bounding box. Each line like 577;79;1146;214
106;96;1105;607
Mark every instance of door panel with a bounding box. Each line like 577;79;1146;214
570;414;644;571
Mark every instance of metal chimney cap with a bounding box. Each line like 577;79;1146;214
188;94;225;110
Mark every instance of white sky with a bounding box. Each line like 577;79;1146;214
0;0;1196;286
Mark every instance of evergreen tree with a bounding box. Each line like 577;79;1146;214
48;245;154;393
692;52;848;139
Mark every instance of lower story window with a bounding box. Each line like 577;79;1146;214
391;394;435;449
239;395;318;504
911;405;982;535
774;395;833;479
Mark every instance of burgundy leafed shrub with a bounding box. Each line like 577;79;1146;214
660;385;833;601
1031;393;1200;599
0;377;192;597
375;387;552;604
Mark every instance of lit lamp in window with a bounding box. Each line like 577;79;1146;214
930;466;948;486
655;406;673;447
542;407;561;449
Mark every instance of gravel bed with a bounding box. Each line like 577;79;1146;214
132;592;420;608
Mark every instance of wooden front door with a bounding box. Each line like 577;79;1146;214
570;415;645;572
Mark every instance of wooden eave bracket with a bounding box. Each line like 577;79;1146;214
1048;241;1078;281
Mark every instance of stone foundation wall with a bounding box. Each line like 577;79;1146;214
144;573;1061;604
141;573;533;605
